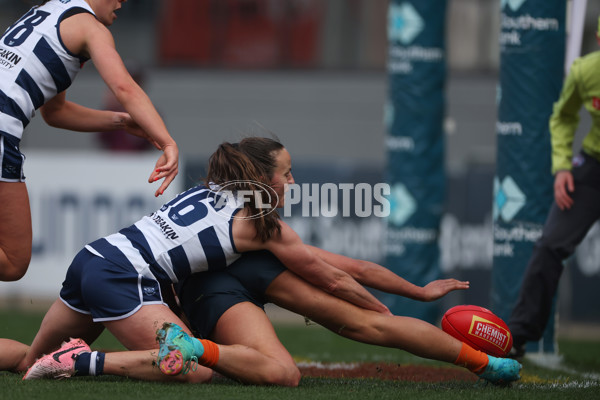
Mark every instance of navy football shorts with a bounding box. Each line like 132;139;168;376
177;250;286;339
0;132;25;182
59;248;166;322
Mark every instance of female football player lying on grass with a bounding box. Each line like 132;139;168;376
0;137;521;385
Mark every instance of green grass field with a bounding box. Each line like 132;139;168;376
0;309;599;400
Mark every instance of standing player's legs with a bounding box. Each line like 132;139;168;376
509;154;600;349
0;182;32;281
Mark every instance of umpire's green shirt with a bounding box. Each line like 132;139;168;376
550;50;600;174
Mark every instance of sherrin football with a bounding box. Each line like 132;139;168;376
441;305;513;357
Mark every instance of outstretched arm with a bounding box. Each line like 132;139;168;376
47;12;178;196
234;220;391;315
305;245;469;302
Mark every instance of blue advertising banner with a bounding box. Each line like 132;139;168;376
384;0;447;322
492;0;565;354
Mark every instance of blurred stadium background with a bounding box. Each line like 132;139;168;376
1;0;599;337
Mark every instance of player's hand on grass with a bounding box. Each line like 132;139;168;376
149;144;179;197
554;170;574;210
420;279;470;302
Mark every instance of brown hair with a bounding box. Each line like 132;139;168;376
205;137;285;242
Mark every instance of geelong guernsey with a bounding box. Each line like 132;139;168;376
85;185;243;284
0;0;94;139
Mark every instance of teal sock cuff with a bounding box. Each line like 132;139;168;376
192;339;205;358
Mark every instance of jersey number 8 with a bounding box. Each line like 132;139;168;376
3;9;50;47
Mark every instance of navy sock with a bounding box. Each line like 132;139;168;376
74;351;105;376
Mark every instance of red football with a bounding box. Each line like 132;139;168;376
441;305;513;357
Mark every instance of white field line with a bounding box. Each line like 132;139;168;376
295;361;360;370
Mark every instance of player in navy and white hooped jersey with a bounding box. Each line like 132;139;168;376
56;183;245;323
0;0;179;282
86;184;243;288
0;0;93;144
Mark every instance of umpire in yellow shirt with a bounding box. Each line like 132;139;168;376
508;17;600;358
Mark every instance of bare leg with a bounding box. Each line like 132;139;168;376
0;339;29;372
103;303;297;384
102;304;213;383
9;300;211;382
18;299;104;371
102;349;213;383
209;302;300;386
266;271;462;363
12;299;297;384
0;182;32;281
